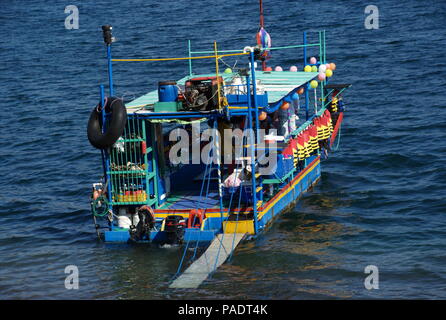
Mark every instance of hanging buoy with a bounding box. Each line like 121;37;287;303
224;68;232;73
280;101;290;110
275;66;283;71
289;66;298;72
87;97;127;149
297;87;305;95
309;57;317;64
259;111;267;121
319;64;327;73
265;66;273;72
330;62;336;70
326;69;333;77
311;65;318;72
304;65;312;72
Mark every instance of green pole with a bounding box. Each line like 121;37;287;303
188;40;192;77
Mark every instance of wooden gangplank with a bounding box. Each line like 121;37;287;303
169;233;245;289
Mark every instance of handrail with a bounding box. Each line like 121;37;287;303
112;52;248;62
190;43;320;55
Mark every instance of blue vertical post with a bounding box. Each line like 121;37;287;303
100;84;113;229
250;51;262;203
99;84;107;179
246;74;259;234
249;52;260;141
106;45;114;97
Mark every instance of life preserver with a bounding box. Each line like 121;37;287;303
188;209;205;229
87;97;127;149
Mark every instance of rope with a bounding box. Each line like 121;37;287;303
91;195;109;217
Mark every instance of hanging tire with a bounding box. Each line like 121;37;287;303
87;97;127;149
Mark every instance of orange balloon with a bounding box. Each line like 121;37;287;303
280;101;290;110
259;111;267;121
330;63;336;71
297;87;304;95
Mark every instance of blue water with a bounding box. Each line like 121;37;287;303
1;0;445;299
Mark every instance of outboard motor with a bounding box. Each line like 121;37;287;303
129;205;155;242
164;215;186;244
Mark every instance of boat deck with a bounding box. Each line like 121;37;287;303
125;71;318;113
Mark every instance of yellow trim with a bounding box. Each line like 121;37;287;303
214;41;221;110
112;52;249;62
223;220;254;235
200;218;208;231
257;158;320;220
256;186;263;192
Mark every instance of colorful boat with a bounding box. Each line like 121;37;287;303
87;4;350;287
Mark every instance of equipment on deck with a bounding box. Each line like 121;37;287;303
183;76;223;111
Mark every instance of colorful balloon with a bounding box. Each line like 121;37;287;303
309;57;317;64
311;65;318;72
275;66;283;71
304;65;312;72
318;72;326;81
319;64;327;73
326;69;333;77
330;63;336;71
310;80;318;89
289;65;298;72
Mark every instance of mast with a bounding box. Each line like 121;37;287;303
256;0;270;71
259;0;264;28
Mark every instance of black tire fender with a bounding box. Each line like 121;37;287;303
87;97;127;149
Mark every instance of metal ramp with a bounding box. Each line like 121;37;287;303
170;233;245;289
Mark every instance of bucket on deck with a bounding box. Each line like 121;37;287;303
158;81;178;102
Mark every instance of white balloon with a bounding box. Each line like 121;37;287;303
319;64;327;73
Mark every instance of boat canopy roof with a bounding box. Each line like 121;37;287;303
125;70;318;114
